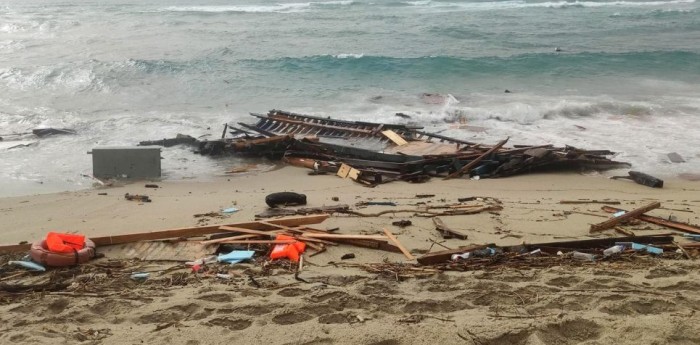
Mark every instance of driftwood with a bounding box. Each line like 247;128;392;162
432;217;468;240
589;202;661;232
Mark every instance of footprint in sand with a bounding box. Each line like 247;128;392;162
272;311;314;325
205;317;252;331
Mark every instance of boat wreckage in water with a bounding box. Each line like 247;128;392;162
139;109;630;186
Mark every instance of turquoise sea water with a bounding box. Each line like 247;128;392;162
1;0;699;195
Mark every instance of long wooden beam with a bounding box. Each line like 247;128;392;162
590;202;660;232
601;205;700;235
0;214;330;254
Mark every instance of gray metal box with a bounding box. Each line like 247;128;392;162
90;146;161;179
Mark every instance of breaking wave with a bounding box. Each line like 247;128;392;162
160;1;356;13
397;0;696;10
244;51;700;80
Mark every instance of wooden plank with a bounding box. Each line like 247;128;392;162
445;137;509;179
601;205;700;235
381;130;408;146
293;236;338;246
0;214;330;254
300;233;388;240
417;244;490;265
219;226;278;237
97;241;213;261
337;163;351;178
432;217;468;240
383;228;415;260
559;200;621;205
590;202;661;232
215;240;296;244
201;234;260;245
387;141;459;156
0;243;32;253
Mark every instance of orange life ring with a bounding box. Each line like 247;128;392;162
30;238;96;267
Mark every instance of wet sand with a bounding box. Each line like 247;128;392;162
1;167;699;344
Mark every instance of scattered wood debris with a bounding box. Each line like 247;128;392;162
140;109;630;186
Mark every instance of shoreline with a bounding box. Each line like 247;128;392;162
2;166;699;249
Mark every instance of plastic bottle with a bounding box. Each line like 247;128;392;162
572;251;595;261
527;249;542;256
603;245;625;257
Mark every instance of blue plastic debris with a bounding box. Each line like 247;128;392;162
625;242;663;255
8;260;46;272
613;211;626;218
130;272;150;281
645;245;663;255
222;207;239;214
217;250;255;264
683;234;700;242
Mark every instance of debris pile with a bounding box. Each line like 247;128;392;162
140;109;631;186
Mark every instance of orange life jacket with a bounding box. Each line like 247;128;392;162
269;234;306;262
45;232;85;253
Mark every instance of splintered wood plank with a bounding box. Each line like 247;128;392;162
383;228;415;260
381;130;408;146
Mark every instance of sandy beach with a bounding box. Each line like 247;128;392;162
1;167;699;344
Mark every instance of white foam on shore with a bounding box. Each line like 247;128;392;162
404;0;696;11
